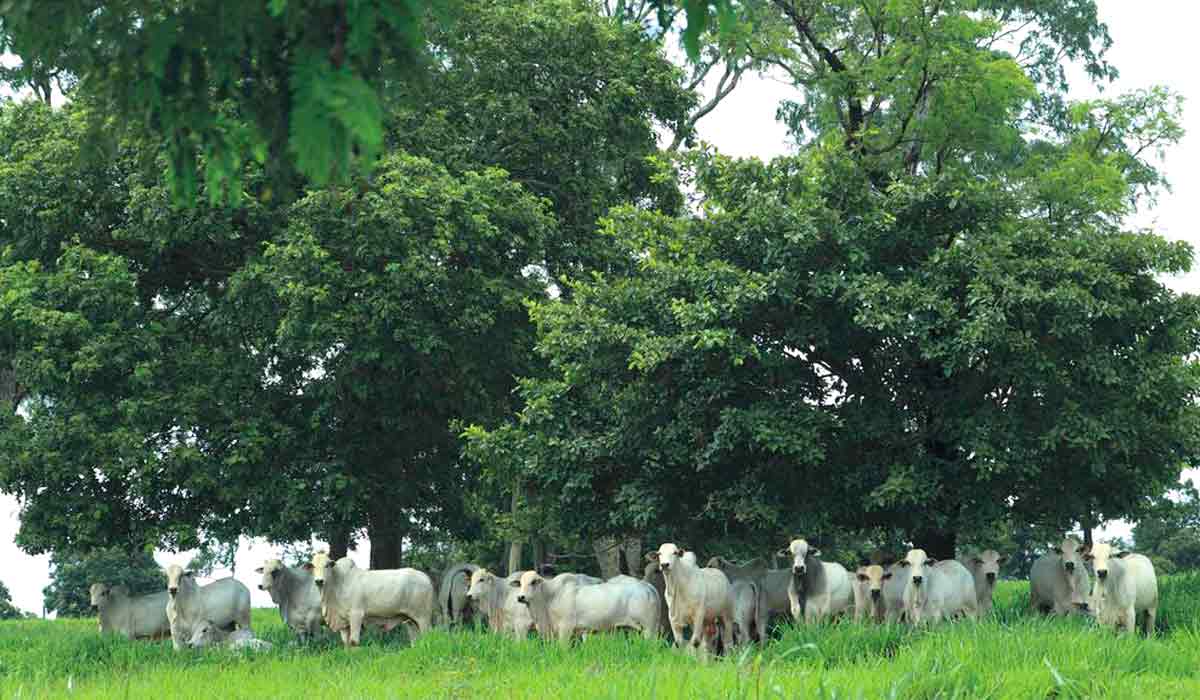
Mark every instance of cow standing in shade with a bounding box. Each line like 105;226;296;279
164;565;252;651
256;559;322;641
514;570;660;645
89;583;171;640
648;544;734;656
779;539;853;624
465;568;535;638
309;551;434;648
962;550;1006;615
1029;537;1090;616
1084;543;1158;636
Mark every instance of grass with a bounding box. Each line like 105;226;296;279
1;574;1198;699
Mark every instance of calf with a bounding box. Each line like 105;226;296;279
187;620;273;651
852;565;905;623
707;556;791;642
729;580;760;644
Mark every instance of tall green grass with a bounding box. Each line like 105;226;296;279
2;575;1198;699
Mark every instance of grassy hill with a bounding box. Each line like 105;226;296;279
2;575;1198;699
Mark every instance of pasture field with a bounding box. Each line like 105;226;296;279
2;575;1199;699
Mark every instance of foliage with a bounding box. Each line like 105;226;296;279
1133;482;1200;573
3;577;1200;697
0;581;24;619
41;548;163;619
468;1;1200;557
0;0;453;203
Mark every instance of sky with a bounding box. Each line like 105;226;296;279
2;1;1199;615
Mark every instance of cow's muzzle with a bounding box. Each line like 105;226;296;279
258;584;266;590
792;566;805;576
314;579;324;588
1064;562;1075;573
985;572;996;584
517;595;528;605
660;563;670;571
168;587;178;596
1097;570;1107;580
911;576;923;586
870;589;881;601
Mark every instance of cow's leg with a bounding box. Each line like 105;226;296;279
1142;607;1156;637
348;610;365;646
669;615;686;648
171;623;186;651
719;612;733;653
1122;606;1136;634
339;627;351;647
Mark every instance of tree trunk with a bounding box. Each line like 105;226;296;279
914;528;957;561
1082;524;1094;549
593;537;621;579
507;488;523;575
368;515;405;570
328;526;351;561
532;539;546;574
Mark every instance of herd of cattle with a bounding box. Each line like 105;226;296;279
87;536;1160;654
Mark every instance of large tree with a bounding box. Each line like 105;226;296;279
468;1;1200;560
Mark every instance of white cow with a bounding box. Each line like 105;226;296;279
187;620;273;651
852;565;905;623
896;549;977;625
89;583;171;640
779;539;853;623
648;543;734;655
1084;543;1158;636
962;550;1006;615
465;568;535;638
164;565;252;651
309;551;434;648
439;563;480;626
1029;537;1090;615
707;556;791;642
729;579;759;645
514;570;660;645
256;559;322;640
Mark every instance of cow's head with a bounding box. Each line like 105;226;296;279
856;564;892;602
1053;537;1086;577
89;583;110;609
512;570;544;606
307;551;336;588
778;538;819;577
255;559;286;592
164;564;194;597
650;543;687;574
466;568;497;603
970;549;1006;586
898;549;935;587
187;619;220;648
1083;542;1129;582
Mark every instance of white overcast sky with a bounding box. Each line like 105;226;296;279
2;0;1199;614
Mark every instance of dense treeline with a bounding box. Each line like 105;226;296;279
1;0;1198;580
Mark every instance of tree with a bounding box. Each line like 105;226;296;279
0;580;26;619
0;0;727;206
1133;483;1200;573
468;1;1200;560
42;548;163;618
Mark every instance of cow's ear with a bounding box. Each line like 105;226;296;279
896;560;910;568
508;579;521;588
971;558;983;566
856;573;868;582
1114;551;1131;559
302;562;315;571
810;548;821;559
1051;545;1061;554
644;552;659;562
997;556;1008;565
254;567;264;574
776;548;790;558
882;572;893;580
926;558;937;565
184;570;196;578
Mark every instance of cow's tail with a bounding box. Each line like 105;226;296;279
749;581;760;643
